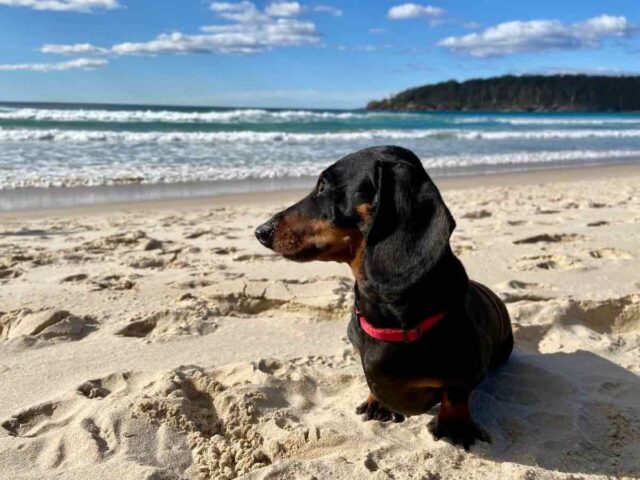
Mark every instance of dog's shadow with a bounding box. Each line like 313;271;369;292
473;349;640;477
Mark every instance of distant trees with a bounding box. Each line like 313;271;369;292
366;75;640;112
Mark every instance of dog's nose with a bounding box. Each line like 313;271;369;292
254;221;275;248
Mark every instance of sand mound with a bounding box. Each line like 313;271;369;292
509;295;640;382
563;295;640;334
0;309;96;348
81;230;149;252
116;304;220;342
200;277;354;321
0;243;58;269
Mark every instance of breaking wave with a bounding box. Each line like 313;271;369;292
2;149;639;189
0;107;375;124
1;127;640;143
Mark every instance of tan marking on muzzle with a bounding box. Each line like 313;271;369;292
272;213;362;264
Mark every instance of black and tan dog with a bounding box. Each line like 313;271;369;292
254;146;513;450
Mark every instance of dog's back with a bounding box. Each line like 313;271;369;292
468;280;514;368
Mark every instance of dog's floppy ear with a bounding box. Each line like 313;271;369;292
363;158;455;292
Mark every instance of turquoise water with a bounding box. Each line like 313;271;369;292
1;102;640;192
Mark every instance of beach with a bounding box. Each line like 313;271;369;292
1;164;639;479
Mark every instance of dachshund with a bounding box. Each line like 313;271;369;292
254;146;513;450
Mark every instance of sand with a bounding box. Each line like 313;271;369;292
0;165;639;479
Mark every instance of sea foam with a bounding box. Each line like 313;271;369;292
0;107;369;124
2;128;640;143
2;148;639;189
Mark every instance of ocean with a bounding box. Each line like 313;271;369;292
1;101;640;210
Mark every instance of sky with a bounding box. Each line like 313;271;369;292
0;0;639;108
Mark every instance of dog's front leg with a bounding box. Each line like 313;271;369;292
427;387;489;450
356;393;405;423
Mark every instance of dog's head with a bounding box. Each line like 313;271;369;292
255;146;455;290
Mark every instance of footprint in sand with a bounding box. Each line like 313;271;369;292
59;272;137;290
2;400;63;438
513;233;583;245
212;247;238;255
177;277;214;289
233;253;280;262
184;229;213;239
589;248;634;260
501;292;552;303
127;256;167;270
76;373;132;400
1;372;144;471
535;208;561;215
514;254;582;271
90;274;137;291
60;273;89;283
497;280;555;303
0;266;23;280
505;280;543;289
460;209;492;220
506;220;528;226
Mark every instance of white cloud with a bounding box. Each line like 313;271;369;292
439;15;636;57
210;1;264;23
0;57;107;71
33;1;322;62
111;18;319;55
0;0;118;12
112;2;320;56
311;5;342;17
265;1;302;17
117;2;320;55
388;3;444;20
40;43;110;55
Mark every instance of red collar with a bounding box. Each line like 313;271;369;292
356;307;447;343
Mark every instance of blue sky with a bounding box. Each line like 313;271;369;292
0;0;639;108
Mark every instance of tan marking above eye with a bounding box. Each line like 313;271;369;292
356;203;373;224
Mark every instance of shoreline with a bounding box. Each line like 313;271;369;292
2;161;640;219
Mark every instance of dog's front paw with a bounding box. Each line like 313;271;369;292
427;416;490;451
356;396;405;423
